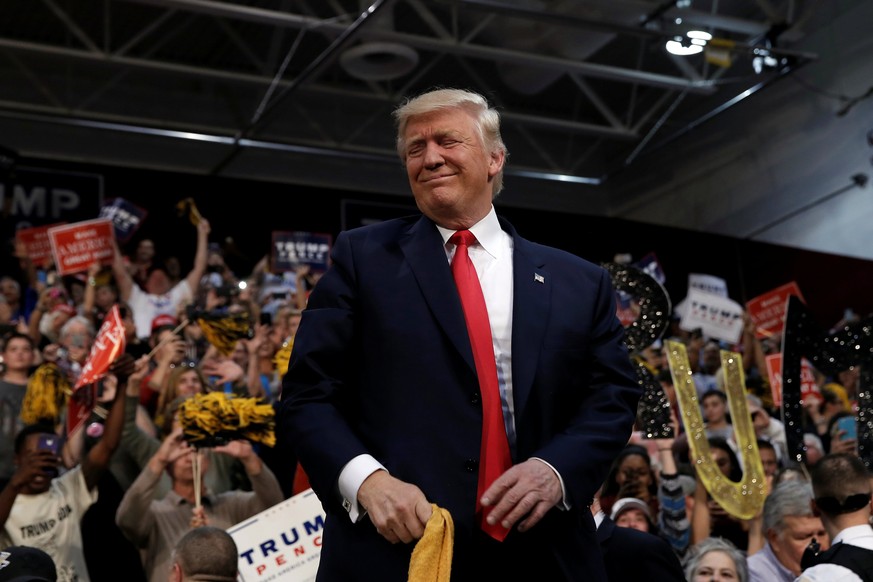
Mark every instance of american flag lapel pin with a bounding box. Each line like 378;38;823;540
534;273;545;284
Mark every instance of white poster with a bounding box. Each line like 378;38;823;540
229;489;326;581
674;273;729;319
679;287;744;344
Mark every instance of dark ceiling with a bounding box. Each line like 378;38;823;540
5;0;864;257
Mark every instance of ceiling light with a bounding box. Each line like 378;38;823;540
666;37;704;56
665;30;711;56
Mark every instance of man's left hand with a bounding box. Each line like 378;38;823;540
480;459;562;533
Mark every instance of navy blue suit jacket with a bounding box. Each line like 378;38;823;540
279;214;641;581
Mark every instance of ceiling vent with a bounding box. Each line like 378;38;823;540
340;3;418;81
340;41;419;81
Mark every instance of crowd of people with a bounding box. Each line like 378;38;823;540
0;218;303;582
1;86;871;582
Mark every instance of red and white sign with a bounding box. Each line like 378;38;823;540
67;383;97;438
765;353;820;407
68;305;126;435
75;304;127;390
15;223;66;266
746;282;805;340
48;218;115;276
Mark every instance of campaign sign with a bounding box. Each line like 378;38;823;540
15;223;66;266
48;218;115;276
272;232;332;273
633;252;666;285
674;273;729;319
679;287;744;344
745;282;805;340
615;292;638;327
0;165;103;233
75;305;126;390
765;353;819;407
99;197;147;243
66;382;97;438
230;489;325;581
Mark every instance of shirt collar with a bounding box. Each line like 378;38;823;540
593;510;605;529
166;489;212;507
833;524;873;545
436;206;503;260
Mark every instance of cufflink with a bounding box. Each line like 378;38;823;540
342;498;352;512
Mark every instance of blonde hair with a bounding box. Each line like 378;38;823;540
393;88;508;196
154;365;209;431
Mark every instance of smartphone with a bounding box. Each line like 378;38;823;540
833;416;858;442
259;312;273;326
37;434;60;455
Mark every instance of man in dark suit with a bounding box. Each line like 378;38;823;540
279;87;642;581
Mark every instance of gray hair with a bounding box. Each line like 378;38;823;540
684;537;748;582
763;479;815;534
392;87;508;196
60;315;95;341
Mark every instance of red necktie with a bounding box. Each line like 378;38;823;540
450;230;511;541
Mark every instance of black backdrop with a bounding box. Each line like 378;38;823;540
4;156;872;330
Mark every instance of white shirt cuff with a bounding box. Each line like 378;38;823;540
531;457;570;510
338;454;386;522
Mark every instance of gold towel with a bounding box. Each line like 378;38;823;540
408;504;454;582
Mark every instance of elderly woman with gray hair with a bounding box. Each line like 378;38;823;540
684;537;749;582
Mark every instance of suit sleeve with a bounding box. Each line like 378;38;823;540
529;266;642;509
278;231;371;514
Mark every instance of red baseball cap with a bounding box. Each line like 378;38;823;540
50;304;76;317
150;313;178;332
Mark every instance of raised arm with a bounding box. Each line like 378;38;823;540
112;238;135;302
184;217;211;296
81;262;101;327
117;425;190;546
81;354;148;490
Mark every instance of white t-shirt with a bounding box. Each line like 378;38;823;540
128;280;192;339
0;466;98;582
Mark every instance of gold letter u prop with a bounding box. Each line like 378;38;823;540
665;340;767;520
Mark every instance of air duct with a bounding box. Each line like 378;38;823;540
340;3;419;81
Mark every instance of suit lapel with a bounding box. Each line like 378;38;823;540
505;221;549;418
399;216;476;373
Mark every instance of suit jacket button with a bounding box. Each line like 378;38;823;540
464;459;478;472
471;392;480;405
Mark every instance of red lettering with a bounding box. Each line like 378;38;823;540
276;555;286;565
313;535;322;547
293;545;306;557
256;565;266;575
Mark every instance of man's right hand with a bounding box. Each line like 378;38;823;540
357;470;432;544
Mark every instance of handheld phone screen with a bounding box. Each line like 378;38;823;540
37;434;60;455
833;416;857;442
